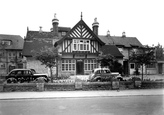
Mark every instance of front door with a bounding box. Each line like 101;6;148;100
158;63;163;74
76;60;84;75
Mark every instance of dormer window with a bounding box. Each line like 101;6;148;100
1;40;12;46
72;39;90;51
61;32;66;36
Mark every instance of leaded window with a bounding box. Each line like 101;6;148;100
62;59;75;71
84;59;97;71
72;39;90;51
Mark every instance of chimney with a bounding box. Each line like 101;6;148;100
92;18;99;36
52;13;59;36
122;31;126;37
107;30;110;37
39;26;43;33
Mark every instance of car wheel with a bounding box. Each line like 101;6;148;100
96;78;101;82
6;78;17;83
117;77;123;81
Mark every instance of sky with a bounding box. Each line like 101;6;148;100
0;0;164;46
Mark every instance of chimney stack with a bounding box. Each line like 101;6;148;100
52;13;59;36
107;30;110;37
92;18;99;36
122;31;126;37
39;26;43;33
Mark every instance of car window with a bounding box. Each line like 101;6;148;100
16;71;23;76
9;71;16;76
105;70;111;73
96;70;101;74
23;70;31;75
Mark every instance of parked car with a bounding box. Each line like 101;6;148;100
88;68;123;82
5;69;49;83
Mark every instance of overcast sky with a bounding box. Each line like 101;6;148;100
0;0;164;46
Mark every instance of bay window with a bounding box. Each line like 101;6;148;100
72;39;90;51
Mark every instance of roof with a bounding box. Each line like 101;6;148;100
23;26;70;56
56;19;105;45
100;45;124;58
99;35;143;48
25;27;71;40
23;38;54;56
0;34;24;50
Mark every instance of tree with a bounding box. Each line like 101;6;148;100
129;45;156;80
97;54;123;74
155;43;164;60
34;46;60;83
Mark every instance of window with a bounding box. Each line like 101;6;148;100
84;59;97;71
0;51;5;57
147;63;156;68
130;63;135;69
0;63;5;68
1;40;12;46
72;39;90;51
62;59;75;71
61;32;66;36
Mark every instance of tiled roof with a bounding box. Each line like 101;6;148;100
100;45;124;58
56;19;105;45
99;35;143;48
23;26;71;56
0;34;24;50
23;38;55;56
25;27;71;40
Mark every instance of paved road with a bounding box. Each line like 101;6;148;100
0;95;163;115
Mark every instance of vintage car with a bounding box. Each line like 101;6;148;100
88;68;123;82
5;69;49;83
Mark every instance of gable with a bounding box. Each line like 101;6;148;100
100;45;124;58
0;34;24;50
56;19;104;45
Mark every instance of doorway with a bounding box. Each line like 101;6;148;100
76;60;84;75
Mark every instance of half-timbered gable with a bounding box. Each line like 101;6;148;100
56;19;104;55
56;18;105;75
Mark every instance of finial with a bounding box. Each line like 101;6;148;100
54;13;56;18
81;12;83;20
27;27;29;31
94;18;97;23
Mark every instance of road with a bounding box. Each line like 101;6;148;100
0;95;163;115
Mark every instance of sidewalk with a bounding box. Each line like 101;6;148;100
0;89;164;100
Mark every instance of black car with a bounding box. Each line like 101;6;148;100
6;69;49;83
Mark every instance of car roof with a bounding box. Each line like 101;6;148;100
9;69;31;72
93;68;110;71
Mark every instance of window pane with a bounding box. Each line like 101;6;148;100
73;64;75;70
69;64;71;70
88;64;90;70
66;64;68;70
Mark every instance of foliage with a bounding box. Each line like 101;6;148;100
130;45;155;65
155;43;164;60
34;46;60;82
34;46;59;68
129;45;156;80
97;54;123;74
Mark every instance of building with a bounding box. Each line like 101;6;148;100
23;14;125;76
99;31;143;75
0;34;24;76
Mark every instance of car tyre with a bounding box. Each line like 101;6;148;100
6;78;17;83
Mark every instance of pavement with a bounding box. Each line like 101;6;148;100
0;89;164;100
